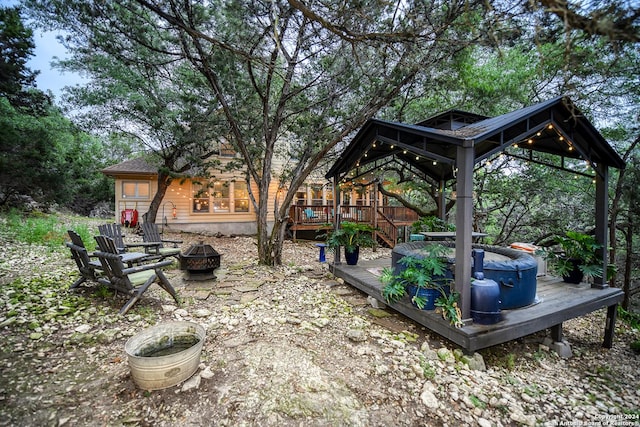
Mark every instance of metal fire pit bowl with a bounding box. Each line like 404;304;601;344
179;241;221;281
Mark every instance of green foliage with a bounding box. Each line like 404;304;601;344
618;306;640;329
2;275;91;325
3;210;95;250
434;291;463;328
380;244;453;309
412;216;455;234
322;221;376;254
0;6;48;113
544;231;612;280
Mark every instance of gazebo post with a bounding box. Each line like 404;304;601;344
437;179;446;221
594;163;609;289
333;175;342;265
455;141;475;321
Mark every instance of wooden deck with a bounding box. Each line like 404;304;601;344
331;257;624;353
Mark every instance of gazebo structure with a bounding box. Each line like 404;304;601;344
326;96;626;353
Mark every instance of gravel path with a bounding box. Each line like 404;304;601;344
0;228;638;426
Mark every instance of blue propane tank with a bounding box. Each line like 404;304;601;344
471;249;502;324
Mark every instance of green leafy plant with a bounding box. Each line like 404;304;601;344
434;290;463;328
411;215;455;234
545;230;614;281
321;221;376;254
380;244;453;310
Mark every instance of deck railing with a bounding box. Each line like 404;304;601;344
289;204;417;247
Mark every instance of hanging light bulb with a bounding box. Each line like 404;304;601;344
528;139;533;144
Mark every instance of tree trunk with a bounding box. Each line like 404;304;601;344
145;171;172;224
622;221;633;310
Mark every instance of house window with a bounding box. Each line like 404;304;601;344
192;183;210;213
219;142;236;157
310;185;322;206
325;187;333;204
233;181;249;212
122;181;150;199
212;181;230;212
295;189;306;205
191;180;250;213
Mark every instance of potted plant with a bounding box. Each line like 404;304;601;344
544;230;612;284
322;221;376;265
380;244;453;311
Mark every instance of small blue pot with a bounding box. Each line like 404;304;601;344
406;285;449;311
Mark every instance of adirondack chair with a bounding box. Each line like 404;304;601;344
140;222;182;259
97;223;126;253
94;251;179;315
94;235;157;266
68;229;89;249
66;230;101;289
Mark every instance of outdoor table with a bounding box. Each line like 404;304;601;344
119;251;152;266
125;241;163;254
420;231;488;241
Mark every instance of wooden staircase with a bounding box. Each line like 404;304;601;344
374;210;397;248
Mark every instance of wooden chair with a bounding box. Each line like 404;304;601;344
140;222;182;259
65;230;101;289
94;251;180;315
97;223;126;253
68;229;89;249
94;235;158;266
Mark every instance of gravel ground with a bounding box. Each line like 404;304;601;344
0;225;638;427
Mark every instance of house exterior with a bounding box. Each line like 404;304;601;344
101;156;380;236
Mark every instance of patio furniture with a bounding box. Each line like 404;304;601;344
303;208;317;220
65;230;101;289
94;235;157;266
98;223;127;253
140;222;182;260
94;251;179;315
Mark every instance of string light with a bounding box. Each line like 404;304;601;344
390;145;394;149
528;139;533;144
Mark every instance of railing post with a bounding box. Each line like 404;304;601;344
333;176;342;265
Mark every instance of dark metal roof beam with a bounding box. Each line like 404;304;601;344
475;121;552;163
507;152;596;179
376;135;455;165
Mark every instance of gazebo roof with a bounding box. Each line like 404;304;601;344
326;96;625;182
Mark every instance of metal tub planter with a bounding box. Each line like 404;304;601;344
125;321;206;390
